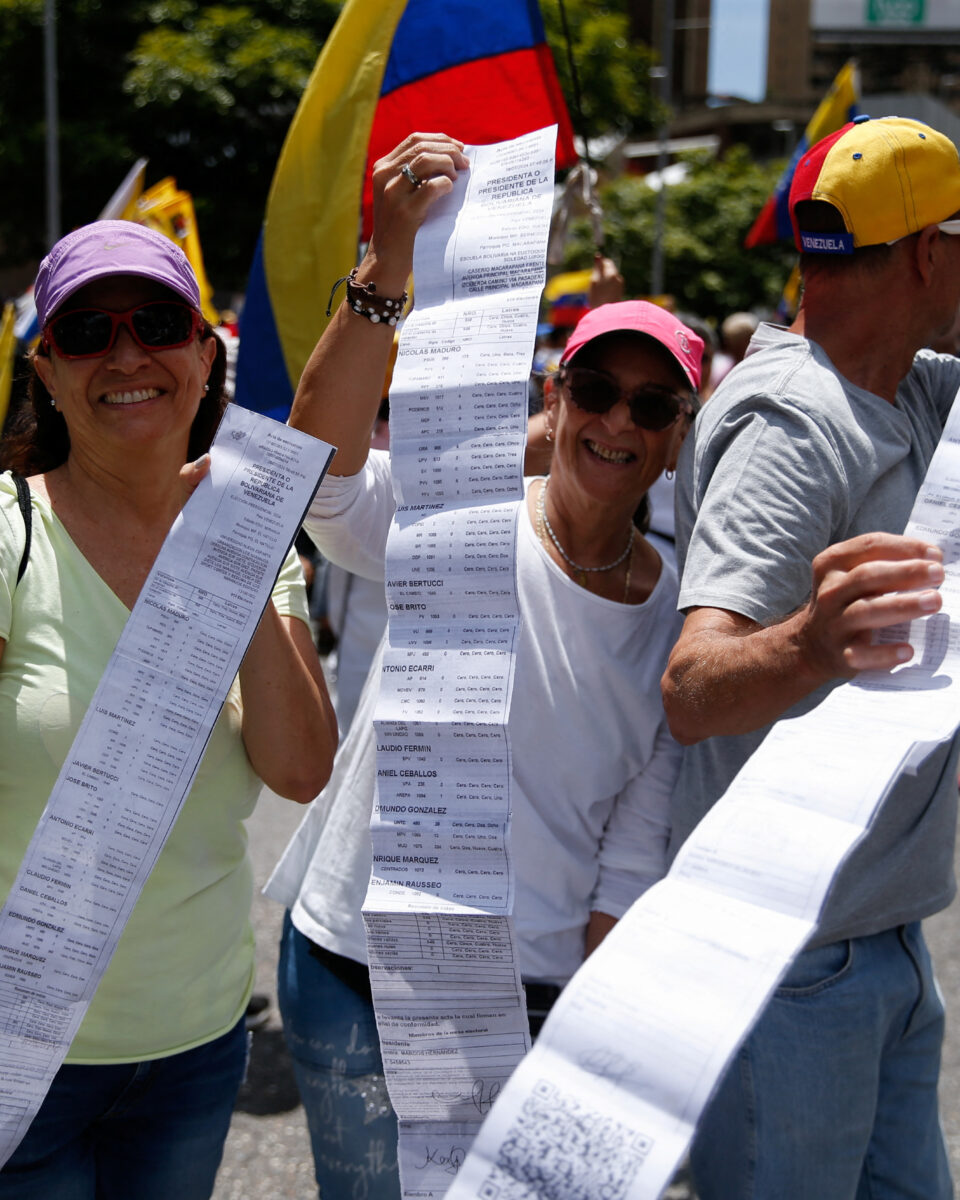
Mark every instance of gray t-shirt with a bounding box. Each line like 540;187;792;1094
672;322;960;947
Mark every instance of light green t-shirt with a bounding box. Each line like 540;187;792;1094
0;473;310;1063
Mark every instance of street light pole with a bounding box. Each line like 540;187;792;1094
650;0;674;297
44;0;60;249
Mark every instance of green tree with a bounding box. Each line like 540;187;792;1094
541;0;659;142
124;0;339;285
0;0;339;287
0;0;148;267
564;147;797;319
0;0;662;291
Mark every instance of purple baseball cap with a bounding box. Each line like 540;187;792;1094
559;300;704;391
35;220;201;329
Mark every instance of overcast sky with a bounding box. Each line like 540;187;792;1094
708;0;769;100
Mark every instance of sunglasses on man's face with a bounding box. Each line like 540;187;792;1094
559;366;695;432
42;301;202;360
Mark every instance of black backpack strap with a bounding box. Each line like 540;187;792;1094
12;472;32;584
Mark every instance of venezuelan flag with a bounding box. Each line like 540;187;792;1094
235;0;577;420
745;60;860;248
542;268;593;329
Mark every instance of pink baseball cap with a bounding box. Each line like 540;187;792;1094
35;220;201;328
559;300;704;391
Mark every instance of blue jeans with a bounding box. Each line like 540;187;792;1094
277;914;400;1200
691;923;953;1199
0;1017;247;1200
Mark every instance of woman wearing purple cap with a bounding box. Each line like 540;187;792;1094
0;221;337;1198
264;134;702;1199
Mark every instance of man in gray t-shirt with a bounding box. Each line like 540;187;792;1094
662;116;960;1198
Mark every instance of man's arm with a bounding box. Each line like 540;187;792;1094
662;532;945;745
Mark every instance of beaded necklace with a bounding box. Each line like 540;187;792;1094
535;478;635;600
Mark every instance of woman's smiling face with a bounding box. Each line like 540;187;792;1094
35;275;215;464
545;331;693;511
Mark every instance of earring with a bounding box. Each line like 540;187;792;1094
202;384;209;394
665;469;675;481
545;425;554;443
49;398;56;409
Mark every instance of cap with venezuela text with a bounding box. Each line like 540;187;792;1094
789;115;960;254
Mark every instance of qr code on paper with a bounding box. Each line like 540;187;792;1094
478;1079;653;1200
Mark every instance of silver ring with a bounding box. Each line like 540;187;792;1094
400;163;422;189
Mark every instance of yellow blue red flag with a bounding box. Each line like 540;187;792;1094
543;268;593;329
235;0;577;419
745;59;860;248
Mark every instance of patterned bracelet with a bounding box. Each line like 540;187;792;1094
326;267;408;325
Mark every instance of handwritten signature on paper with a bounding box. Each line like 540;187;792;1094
415;1144;467;1175
472;1078;502;1114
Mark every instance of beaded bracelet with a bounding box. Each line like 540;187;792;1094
326;267;408;325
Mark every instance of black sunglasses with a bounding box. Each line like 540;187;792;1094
42;301;202;359
559;366;696;432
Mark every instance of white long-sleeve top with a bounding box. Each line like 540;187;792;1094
267;452;682;983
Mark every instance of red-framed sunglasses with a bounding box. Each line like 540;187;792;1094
42;301;202;360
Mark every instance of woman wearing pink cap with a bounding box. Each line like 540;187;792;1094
0;221;337;1198
266;134;702;1200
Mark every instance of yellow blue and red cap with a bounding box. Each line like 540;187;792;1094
789;116;960;254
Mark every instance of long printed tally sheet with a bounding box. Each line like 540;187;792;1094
0;407;334;1168
441;397;960;1197
361;126;556;1199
